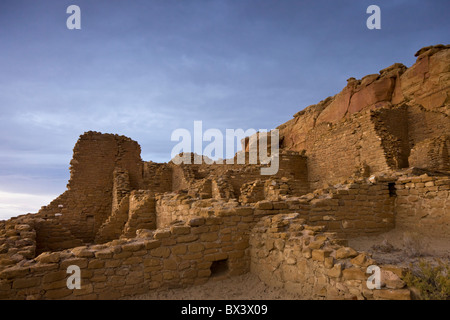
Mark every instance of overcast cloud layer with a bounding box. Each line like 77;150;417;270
0;0;449;220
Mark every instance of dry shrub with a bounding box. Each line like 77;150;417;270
402;231;429;257
403;259;450;300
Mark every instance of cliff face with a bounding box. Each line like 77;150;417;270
278;44;450;152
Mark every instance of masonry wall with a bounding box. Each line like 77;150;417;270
171;165;191;192
252;179;396;238
93;169;132;243
155;195;247;229
95;196;130;244
168;152;309;199
304;111;391;190
142;162;173;194
157;179;397;238
250;213;411;300
276;152;309;195
409;135;450;171
0;176;439;300
305;181;395;238
122;190;157;238
0;212;258;300
34;219;83;255
372;105;450;171
225;167;266;198
278;104;448;192
26;134;310;250
0;216;36;273
407;106;450;147
37;132;143;243
372;105;410;169
395;174;450;238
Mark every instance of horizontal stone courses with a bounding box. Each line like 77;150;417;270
250;213;411;300
0;212;256;300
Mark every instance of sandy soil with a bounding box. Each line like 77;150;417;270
124;273;303;300
348;228;450;267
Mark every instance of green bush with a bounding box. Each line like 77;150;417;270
403;259;450;300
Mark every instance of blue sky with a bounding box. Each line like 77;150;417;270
0;0;449;219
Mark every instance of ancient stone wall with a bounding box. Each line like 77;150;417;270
34;219;83;255
264;178;292;201
278;104;450;190
0;213;258;300
111;168;131;212
239;177;304;203
253;178;396;238
170;165;191;192
407;106;450;149
121;190;157;238
0;171;438;300
95;196;130;244
277;151;309;195
17;133;309;251
372;105;410;169
409;135;450;171
93;168;132;243
395;174;450;238
155;195;246;229
303;111;391;190
37;132;143;243
0;216;36;272
142;162;173;194
250;213;411;300
239;180;265;204
169;152;309;199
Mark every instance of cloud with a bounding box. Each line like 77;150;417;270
0;190;58;221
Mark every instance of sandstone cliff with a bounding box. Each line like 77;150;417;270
278;44;450;152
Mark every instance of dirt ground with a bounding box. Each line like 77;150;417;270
348;228;450;267
124;272;303;300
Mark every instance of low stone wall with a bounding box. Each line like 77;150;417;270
0;216;36;272
155;194;247;229
34;219;83;255
395;173;450;237
239;180;265;203
250;213;411;300
157;179;395;238
253;178;396;238
0;213;256;300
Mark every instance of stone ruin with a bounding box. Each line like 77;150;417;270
0;45;449;300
